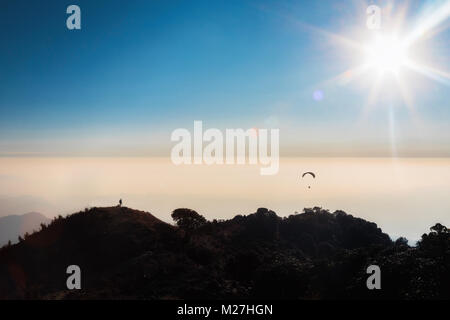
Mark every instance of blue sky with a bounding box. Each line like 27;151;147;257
0;0;449;156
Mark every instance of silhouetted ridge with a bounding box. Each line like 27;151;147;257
0;206;448;299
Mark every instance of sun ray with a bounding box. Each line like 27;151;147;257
320;64;370;87
359;72;383;123
388;105;398;157
299;22;365;52
402;1;450;47
405;60;450;86
259;5;366;53
393;71;424;131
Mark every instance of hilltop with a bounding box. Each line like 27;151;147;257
0;206;448;299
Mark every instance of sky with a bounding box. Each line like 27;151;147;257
0;0;449;157
0;0;449;242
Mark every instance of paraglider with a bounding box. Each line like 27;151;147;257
301;172;316;189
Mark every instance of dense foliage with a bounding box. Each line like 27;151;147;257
0;206;448;299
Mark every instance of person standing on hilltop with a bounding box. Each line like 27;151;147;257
119;199;122;207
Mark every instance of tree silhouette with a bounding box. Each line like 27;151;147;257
430;223;448;235
418;223;450;258
395;237;408;247
171;208;207;231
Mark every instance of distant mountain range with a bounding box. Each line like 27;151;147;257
0;212;50;246
0;195;55;219
0;206;448;299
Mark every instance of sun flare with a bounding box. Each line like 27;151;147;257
364;35;409;74
311;0;450;115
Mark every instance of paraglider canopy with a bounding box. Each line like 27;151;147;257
302;172;316;179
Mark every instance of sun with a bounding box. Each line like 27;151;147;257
289;0;450;121
364;35;409;74
308;0;450;107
